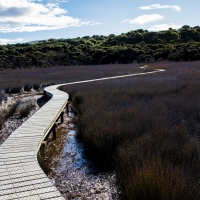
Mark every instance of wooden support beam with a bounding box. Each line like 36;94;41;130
52;124;56;139
66;103;69;116
40;141;47;158
60;112;64;123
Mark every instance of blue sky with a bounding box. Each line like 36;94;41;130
0;0;199;44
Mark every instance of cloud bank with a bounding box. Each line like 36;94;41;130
0;37;27;45
139;4;181;12
0;0;100;33
56;0;68;2
122;14;164;25
149;24;182;31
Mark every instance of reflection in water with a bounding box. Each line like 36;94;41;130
45;108;120;200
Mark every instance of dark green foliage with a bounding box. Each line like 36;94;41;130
1;26;200;69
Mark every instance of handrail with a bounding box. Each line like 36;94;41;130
37;88;68;152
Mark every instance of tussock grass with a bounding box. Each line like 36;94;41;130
0;91;9;129
62;62;200;199
0;96;35;130
0;97;20;130
19;103;35;117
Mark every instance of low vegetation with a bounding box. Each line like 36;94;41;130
1;26;200;69
1;60;200;198
0;97;19;130
0;63;142;132
19;103;35;118
0;64;142;93
0;90;12;126
0;96;35;130
61;62;200;199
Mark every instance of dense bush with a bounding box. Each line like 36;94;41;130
1;26;200;69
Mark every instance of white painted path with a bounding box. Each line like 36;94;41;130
0;66;165;199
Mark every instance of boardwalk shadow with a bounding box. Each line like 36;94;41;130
37;95;50;108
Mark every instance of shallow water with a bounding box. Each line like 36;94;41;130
45;108;120;199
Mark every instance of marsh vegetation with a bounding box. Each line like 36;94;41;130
61;61;200;199
1;62;200;199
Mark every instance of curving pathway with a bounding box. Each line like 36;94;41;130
0;66;165;200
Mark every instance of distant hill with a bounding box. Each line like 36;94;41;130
1;25;200;69
26;40;39;44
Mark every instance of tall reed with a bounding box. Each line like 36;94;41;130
62;62;200;199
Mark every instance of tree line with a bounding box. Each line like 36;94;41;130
1;25;200;69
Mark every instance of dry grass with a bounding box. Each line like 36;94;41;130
61;61;200;199
19;103;35;117
0;97;20;130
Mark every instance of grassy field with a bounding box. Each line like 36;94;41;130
61;61;200;200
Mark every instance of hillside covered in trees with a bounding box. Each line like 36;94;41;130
1;25;200;69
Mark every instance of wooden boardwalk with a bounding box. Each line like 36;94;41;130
0;84;68;200
0;67;165;200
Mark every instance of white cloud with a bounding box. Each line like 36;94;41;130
122;14;164;25
56;0;68;2
149;24;182;31
0;0;100;33
139;4;181;12
0;38;27;45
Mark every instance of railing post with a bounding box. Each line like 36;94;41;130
60;112;64;123
52;124;56;139
40;141;47;158
66;103;69;116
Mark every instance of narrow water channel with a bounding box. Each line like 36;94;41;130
43;107;120;199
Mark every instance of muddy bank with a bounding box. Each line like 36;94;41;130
43;108;121;200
